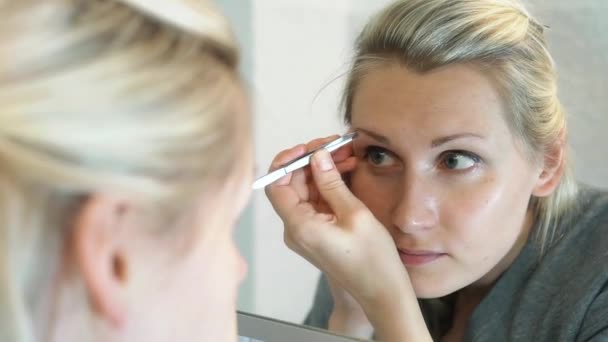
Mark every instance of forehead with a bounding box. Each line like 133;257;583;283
350;63;509;136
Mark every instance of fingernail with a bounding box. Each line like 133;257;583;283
275;174;290;186
315;150;334;171
294;144;306;153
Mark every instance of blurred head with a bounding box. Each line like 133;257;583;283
0;0;251;341
343;0;578;298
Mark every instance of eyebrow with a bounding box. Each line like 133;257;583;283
355;128;484;147
355;128;391;145
431;133;485;147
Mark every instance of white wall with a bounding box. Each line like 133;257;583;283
532;0;608;187
251;0;362;324
249;0;608;325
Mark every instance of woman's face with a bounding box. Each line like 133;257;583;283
349;62;543;298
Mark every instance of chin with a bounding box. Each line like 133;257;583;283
413;285;455;299
408;273;462;299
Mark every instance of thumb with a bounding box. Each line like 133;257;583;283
311;148;362;217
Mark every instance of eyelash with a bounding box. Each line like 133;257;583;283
438;150;482;170
363;146;394;165
362;146;482;170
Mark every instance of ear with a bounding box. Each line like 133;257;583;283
71;194;131;329
532;130;566;198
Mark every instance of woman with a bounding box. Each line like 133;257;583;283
265;0;608;341
0;0;251;341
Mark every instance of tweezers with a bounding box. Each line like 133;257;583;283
252;132;357;189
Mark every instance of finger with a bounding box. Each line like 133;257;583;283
265;145;308;216
306;159;356;215
308;157;355;207
269;136;338;187
268;144;307;186
336;156;357;174
289;166;310;198
316;201;333;215
266;172;309;222
317;158;356;213
266;167;310;209
308;179;319;204
268;144;306;172
310;149;364;218
306;134;340;152
331;143;354;163
303;140;353;179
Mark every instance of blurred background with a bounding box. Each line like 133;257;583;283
216;0;608;326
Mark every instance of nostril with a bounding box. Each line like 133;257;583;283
391;195;438;233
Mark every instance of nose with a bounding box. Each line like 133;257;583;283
391;175;438;234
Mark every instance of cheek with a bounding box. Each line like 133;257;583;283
187;205;244;303
231;238;248;285
442;177;499;229
441;172;533;254
207;224;244;289
350;167;399;224
186;230;242;312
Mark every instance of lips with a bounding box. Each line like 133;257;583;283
398;248;446;266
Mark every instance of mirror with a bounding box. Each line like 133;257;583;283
219;0;608;337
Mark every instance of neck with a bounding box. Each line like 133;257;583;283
46;255;107;342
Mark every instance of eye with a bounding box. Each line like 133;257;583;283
364;146;396;167
440;151;480;170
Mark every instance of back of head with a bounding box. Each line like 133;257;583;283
343;0;578;249
0;0;243;340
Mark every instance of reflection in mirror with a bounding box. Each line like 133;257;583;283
2;1;252;341
223;0;607;341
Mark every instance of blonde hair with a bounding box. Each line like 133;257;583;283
0;0;244;340
342;0;578;251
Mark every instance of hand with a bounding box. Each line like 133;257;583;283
327;274;374;339
265;136;398;300
265;135;432;341
266;137;430;341
264;136;370;337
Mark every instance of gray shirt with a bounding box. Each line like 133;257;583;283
303;187;608;341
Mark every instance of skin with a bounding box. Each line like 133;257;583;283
349;62;565;340
49;135;254;341
349;62;541;299
266;61;564;341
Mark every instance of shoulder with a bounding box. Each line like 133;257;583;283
524;187;608;304
507;188;608;339
532;186;608;303
550;187;608;259
556;187;608;340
